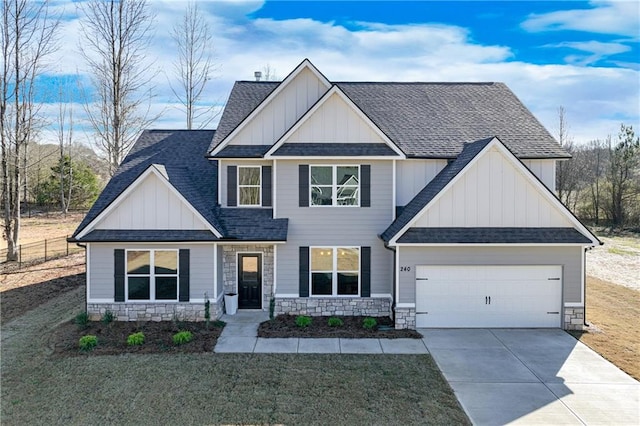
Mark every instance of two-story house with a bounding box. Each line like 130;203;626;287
70;59;600;330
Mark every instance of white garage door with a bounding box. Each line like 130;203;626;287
415;265;562;328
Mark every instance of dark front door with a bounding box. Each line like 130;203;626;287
238;254;262;309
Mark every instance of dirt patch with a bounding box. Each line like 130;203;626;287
587;234;640;291
568;276;640;380
1;211;85;249
52;320;225;356
259;315;423;339
0;254;85;325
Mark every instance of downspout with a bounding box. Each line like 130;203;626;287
383;242;397;321
584;246;590;327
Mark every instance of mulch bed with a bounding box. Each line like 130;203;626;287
52;320;225;356
258;315;423;339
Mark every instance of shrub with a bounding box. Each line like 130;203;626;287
79;335;98;351
101;310;115;324
127;332;145;346
328;317;344;327
173;331;193;345
75;311;89;328
295;315;312;328
363;317;377;330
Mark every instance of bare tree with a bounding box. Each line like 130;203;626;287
170;1;217;129
56;77;75;213
1;0;58;261
583;139;608;224
262;63;278;81
78;0;157;176
605;124;640;226
555;106;580;207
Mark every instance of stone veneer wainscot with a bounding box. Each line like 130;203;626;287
274;297;391;317
87;302;224;322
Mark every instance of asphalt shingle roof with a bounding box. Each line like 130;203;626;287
72;130;288;242
338;82;567;159
381;137;493;242
216;208;289;241
396;227;592;244
209;80;567;159
72;130;221;239
271;143;398;157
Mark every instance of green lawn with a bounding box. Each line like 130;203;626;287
2;282;467;425
2;353;467;425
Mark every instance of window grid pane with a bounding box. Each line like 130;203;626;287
127;251;150;274
310;247;359;296
310;166;359;206
239;187;260;205
155;250;177;274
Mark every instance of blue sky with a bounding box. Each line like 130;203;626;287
42;0;639;147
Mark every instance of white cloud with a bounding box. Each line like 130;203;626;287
543;40;632;65
35;1;639;148
521;1;640;37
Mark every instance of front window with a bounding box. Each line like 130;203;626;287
238;166;261;206
310;247;360;296
126;250;178;301
310;165;359;206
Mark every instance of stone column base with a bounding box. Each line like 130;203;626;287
564;306;585;330
394;307;416;329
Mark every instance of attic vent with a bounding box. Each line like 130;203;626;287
254;71;262;81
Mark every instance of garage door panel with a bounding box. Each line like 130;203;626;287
415;265;562;328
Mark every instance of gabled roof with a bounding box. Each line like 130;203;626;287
209;59;331;156
209;71;568;159
382;136;600;246
72;130;223;240
71;130;289;243
264;85;405;158
381;137;492;242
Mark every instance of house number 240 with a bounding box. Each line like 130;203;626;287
400;266;411;272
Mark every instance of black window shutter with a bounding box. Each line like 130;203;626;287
361;246;371;297
114;249;125;302
299;165;309;207
361;165;371;207
299;246;309;297
227;165;237;207
262;166;272;207
179;249;190;302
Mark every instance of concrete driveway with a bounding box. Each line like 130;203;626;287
420;329;639;425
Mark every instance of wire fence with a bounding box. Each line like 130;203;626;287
1;235;83;271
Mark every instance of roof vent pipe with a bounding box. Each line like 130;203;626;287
254;71;262;81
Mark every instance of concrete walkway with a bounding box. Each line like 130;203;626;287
421;328;639;425
214;311;429;354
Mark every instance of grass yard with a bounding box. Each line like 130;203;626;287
569;276;640;381
1;353;467;425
